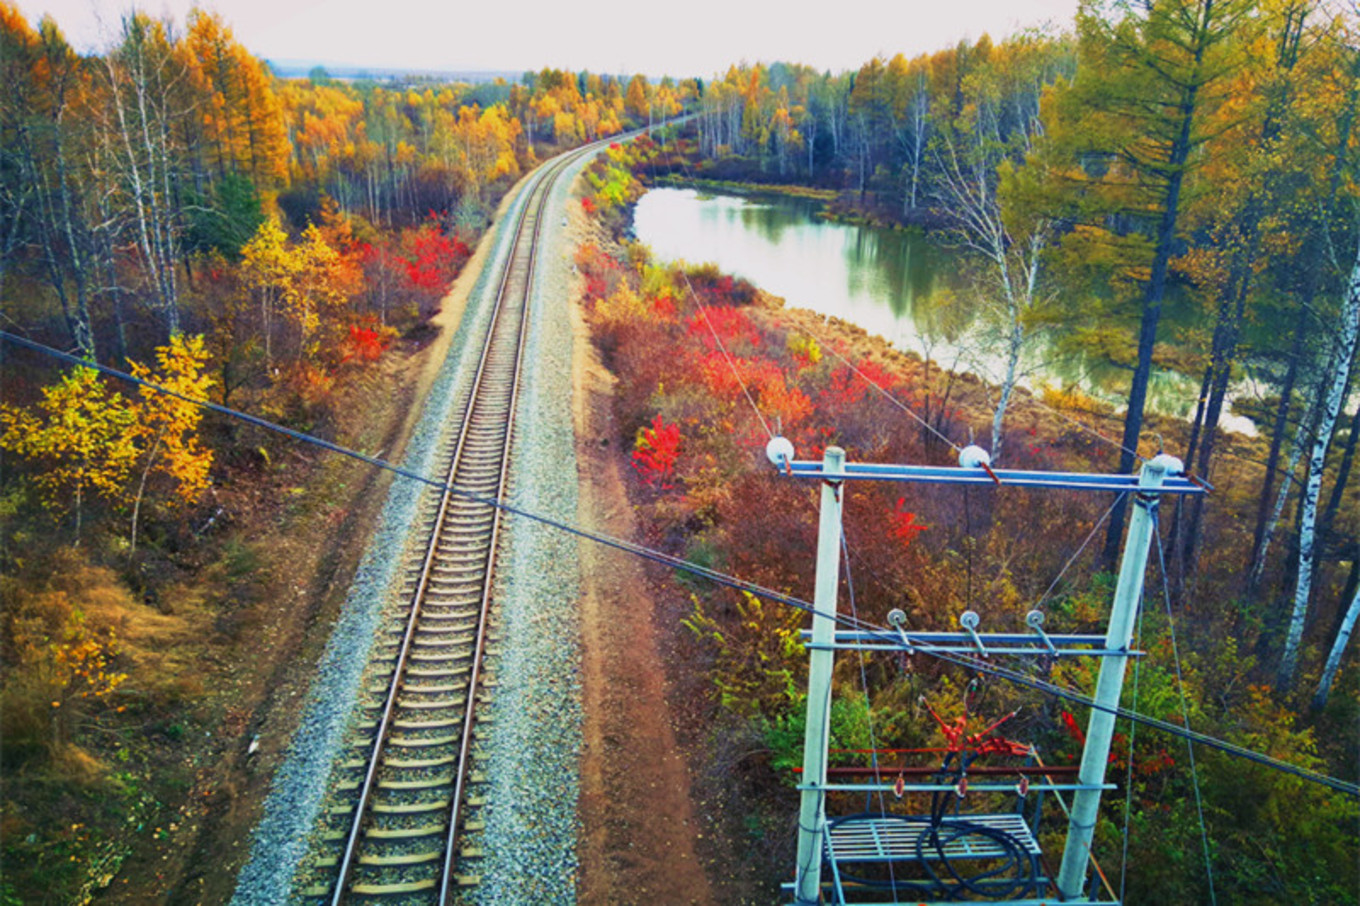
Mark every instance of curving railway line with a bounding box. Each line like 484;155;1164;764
294;136;626;905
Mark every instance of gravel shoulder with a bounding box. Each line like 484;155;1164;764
455;140;719;905
228;138;716;906
228;173;535;906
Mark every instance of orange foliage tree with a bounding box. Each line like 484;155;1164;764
41;611;128;745
182;10;288;189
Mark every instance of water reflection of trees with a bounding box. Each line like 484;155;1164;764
853;227;963;324
735;193;822;244
644;188;1208;420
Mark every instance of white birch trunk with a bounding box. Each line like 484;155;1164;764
104;18;183;336
1314;583;1360;709
992;320;1023;462
910;82;928;209
933;123;1047;464
1278;233;1360;688
1247;389;1315;595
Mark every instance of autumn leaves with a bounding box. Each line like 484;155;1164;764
0;336;213;546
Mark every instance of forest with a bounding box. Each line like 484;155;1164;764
0;4;682;900
0;0;1357;902
646;0;1360;705
572;2;1359;901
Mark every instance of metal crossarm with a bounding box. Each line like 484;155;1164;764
802;781;1114;794
786;892;1109;906
802;628;1143;658
784;459;1206;495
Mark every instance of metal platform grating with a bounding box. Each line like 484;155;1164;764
826;812;1042;863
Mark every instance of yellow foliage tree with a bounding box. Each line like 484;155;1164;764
682;590;805;716
127;334;216;552
290;222;359;355
625;74;650;121
240;217;297;366
42;610;128;744
0;368;138;541
463;105;522;195
0;339;214;548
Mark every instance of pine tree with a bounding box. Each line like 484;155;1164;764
1042;0;1253;565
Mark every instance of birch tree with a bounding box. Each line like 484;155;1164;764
895;63;932;213
1315;582;1360;708
100;13;188;337
932;59;1052;462
3;12;105;359
1246;376;1323;599
0;5;36;302
1278;233;1360;688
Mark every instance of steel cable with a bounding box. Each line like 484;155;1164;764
3;329;1356;800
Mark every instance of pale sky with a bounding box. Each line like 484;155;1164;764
13;0;1081;78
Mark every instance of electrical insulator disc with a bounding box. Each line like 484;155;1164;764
766;435;795;467
959;444;991;469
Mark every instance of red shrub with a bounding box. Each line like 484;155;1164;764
651;291;677;319
687;306;761;353
632;414;681;488
404;225;469;292
342;323;388;363
891;497;929;548
576;243;623;304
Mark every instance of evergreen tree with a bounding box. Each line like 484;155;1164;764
1041;0;1253;565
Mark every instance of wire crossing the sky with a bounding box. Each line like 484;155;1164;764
794;316;965;453
3;329;1356;800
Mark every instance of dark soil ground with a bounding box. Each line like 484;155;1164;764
568;197;789;906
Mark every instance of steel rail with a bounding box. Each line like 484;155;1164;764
435;147;557;906
322;131;637;904
330;159;553;904
327;181;529;905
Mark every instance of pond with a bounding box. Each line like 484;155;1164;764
632;186;1254;434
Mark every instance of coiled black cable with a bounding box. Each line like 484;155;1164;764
825;750;1039;901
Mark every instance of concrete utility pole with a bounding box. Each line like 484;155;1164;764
1056;454;1179;899
777;442;1202;905
793;446;845;905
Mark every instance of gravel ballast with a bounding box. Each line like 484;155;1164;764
463;151;596;905
230;146;602;905
228;174;538;906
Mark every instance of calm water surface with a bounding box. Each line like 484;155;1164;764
633;186;1252;432
633;187;973;367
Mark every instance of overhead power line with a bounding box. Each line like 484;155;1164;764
2;329;1356;800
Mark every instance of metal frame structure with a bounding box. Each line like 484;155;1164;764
778;444;1205;905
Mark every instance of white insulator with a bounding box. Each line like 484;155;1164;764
766;435;795;468
1149;453;1185;476
958;444;992;470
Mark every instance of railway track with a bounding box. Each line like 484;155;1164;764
294;136;619;905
